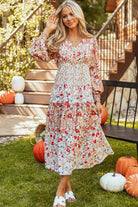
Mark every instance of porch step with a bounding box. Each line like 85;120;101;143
34;60;58;69
25;80;54;92
1;104;48;118
23;92;51;105
109;40;136;76
25;69;57;81
109;50;135;79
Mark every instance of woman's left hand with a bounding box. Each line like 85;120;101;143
96;102;103;116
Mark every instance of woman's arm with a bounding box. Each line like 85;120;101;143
90;38;104;115
29;12;58;62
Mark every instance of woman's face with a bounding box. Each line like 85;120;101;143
61;7;79;29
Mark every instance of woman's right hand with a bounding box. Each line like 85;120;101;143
44;12;58;36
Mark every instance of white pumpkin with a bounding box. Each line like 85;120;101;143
12;76;25;92
15;93;24;104
100;172;126;192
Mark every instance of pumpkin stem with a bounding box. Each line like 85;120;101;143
126;154;131;158
132;165;138;167
112;172;116;177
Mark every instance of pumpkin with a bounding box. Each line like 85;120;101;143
12;76;25;92
100;172;126;192
125;174;138;197
116;154;137;176
101;105;108;124
125;165;138;179
0;90;15;104
15;93;24;104
33;140;44;163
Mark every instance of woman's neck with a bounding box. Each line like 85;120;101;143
67;28;80;40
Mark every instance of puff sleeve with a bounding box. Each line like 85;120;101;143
29;32;57;62
89;38;104;103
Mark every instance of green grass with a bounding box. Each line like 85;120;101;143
106;119;138;129
0;137;138;207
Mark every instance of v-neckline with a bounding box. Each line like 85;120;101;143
65;38;85;48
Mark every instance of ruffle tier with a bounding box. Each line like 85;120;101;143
44;102;114;175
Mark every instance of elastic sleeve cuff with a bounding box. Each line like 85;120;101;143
93;93;101;103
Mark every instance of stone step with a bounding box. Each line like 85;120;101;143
1;104;48;118
23;92;50;105
25;69;57;81
25;80;54;92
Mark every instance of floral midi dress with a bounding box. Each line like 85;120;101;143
29;32;114;175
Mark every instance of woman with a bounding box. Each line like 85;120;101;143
29;0;114;206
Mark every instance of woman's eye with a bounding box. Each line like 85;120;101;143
71;13;74;16
62;15;67;19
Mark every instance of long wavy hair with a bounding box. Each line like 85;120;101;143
46;0;93;52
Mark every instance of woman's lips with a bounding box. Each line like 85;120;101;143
67;22;74;26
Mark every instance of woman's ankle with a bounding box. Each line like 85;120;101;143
56;175;70;197
56;185;65;197
56;192;65;197
65;180;72;193
65;187;72;193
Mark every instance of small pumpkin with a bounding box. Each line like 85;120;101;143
125;174;138;197
0;90;15;104
33;140;44;163
100;172;126;192
116;154;137;176
15;93;24;104
101;105;108;125
125;165;138;179
12;76;25;92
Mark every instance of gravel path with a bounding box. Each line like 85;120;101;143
0;135;29;145
0;114;45;145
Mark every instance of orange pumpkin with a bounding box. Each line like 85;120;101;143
116;154;137;176
125;165;138;179
0;90;15;104
125;174;138;197
101;105;108;125
33;140;44;163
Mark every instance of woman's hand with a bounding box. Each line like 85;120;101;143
96;102;103;116
43;12;58;36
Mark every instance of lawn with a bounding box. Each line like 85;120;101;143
0;137;138;207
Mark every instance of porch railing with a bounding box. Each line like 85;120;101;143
0;0;54;90
96;0;136;80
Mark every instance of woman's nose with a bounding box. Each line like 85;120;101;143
67;15;72;20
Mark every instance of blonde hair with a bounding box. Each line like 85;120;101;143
46;0;93;52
